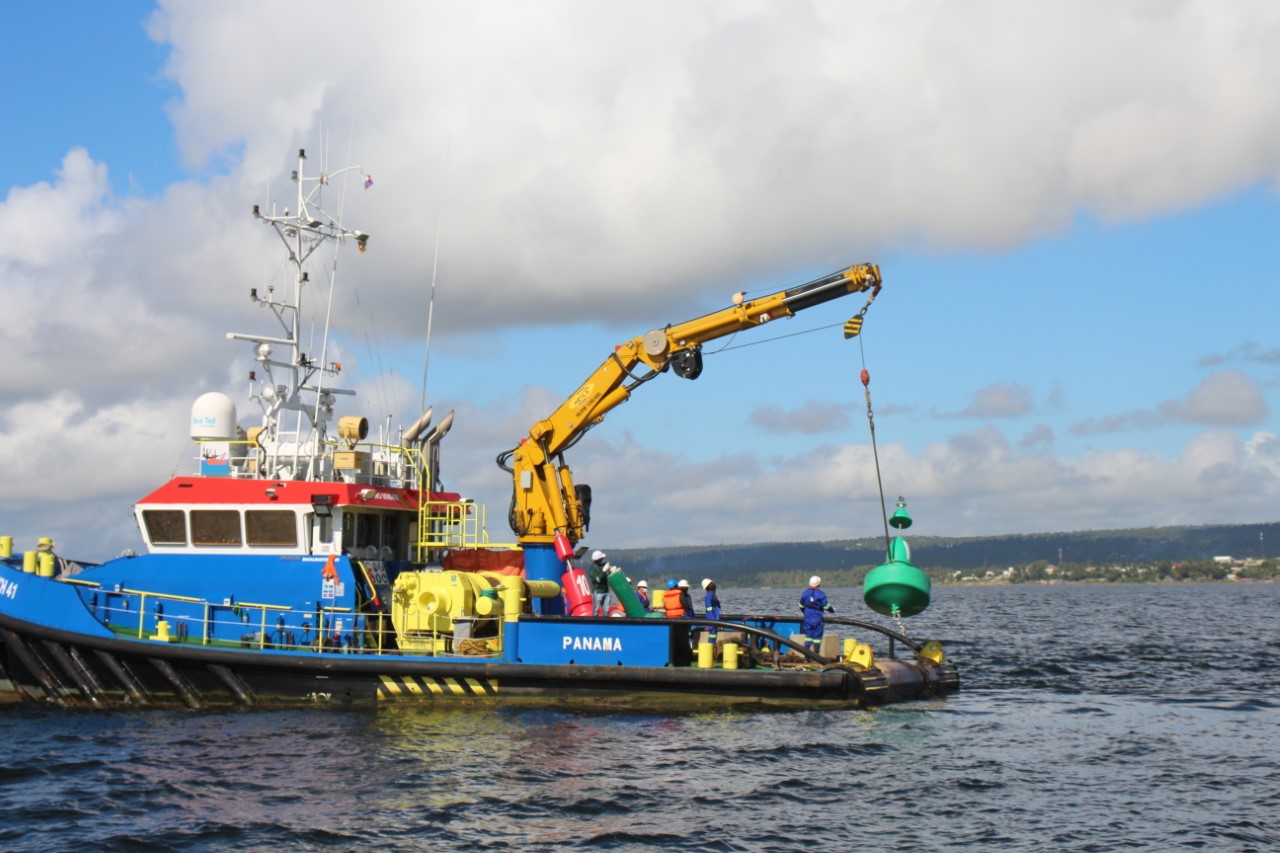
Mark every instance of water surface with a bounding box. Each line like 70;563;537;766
2;583;1276;851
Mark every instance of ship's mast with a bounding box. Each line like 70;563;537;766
228;148;369;481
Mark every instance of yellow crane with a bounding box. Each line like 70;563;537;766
497;263;882;557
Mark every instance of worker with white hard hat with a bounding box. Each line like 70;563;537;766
701;577;721;619
701;578;722;642
676;579;695;618
634;578;651;611
798;575;835;653
588;550;613;617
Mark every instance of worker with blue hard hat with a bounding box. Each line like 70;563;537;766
662;579;684;617
798;575;834;653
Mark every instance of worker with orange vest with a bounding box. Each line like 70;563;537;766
662;579;684;617
634;579;651;611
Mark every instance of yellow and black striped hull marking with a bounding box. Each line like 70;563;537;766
376;674;498;700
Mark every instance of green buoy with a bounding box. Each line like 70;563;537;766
863;556;931;616
863;498;931;616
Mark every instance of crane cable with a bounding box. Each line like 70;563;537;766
847;306;893;558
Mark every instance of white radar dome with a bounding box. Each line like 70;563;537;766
190;392;238;440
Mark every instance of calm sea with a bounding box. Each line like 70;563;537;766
1;583;1276;852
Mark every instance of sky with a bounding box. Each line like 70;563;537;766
1;0;1278;561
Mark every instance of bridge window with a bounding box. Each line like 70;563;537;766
245;510;298;547
349;511;402;560
191;510;242;546
311;512;333;547
142;510;187;546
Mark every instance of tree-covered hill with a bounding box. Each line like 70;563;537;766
603;521;1280;588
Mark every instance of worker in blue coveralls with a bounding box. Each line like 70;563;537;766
798;575;834;653
701;578;721;642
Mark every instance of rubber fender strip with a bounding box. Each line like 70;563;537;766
148;656;201;709
821;663;881;707
93;649;149;705
2;628;71;705
67;646;111;698
0;630;51;703
207;664;256;707
932;662;961;691
40;640;101;706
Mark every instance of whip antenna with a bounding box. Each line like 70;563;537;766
420;136;451;414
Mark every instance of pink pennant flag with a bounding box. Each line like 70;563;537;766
364;174;374;189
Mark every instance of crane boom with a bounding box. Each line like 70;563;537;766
499;262;882;548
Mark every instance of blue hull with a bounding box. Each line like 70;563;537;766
0;563;958;709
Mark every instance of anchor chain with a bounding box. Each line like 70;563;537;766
891;604;911;642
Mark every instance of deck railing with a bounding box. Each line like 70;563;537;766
78;584;505;658
194;437;423;489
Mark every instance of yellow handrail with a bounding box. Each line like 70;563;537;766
98;557;509;658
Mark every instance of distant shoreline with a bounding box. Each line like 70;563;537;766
741;577;1278;590
936;577;1278;587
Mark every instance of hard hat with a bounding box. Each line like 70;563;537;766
809;575;821;587
592;550;606;562
666;579;678;590
678;579;690;588
637;580;648;588
701;578;713;590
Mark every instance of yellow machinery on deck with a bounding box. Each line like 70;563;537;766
389;570;560;654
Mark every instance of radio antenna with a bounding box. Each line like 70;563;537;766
420;136;451;414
